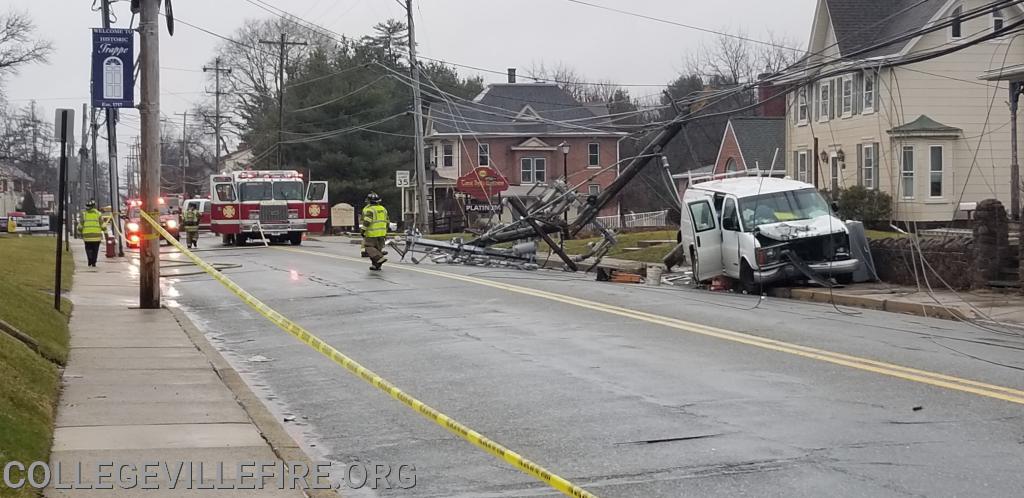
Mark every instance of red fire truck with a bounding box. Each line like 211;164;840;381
209;170;328;246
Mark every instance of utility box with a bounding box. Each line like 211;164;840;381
331;203;355;233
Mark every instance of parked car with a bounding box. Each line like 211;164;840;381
679;175;859;292
123;197;180;248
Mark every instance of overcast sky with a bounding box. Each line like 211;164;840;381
3;0;815;154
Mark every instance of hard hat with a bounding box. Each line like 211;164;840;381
86;200;97;209
366;192;381;203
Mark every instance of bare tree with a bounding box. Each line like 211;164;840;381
526;61;623;103
685;29;802;85
0;10;53;85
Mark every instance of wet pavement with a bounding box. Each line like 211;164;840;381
163;234;1024;497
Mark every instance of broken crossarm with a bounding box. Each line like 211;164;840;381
507;197;577;272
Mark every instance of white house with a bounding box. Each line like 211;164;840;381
0;163;34;214
784;0;1024;223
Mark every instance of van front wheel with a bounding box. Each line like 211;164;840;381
739;260;759;295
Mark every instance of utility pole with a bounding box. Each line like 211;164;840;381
138;0;162;309
89;107;99;201
79;103;89;212
259;34;306;169
406;0;430;234
174;112;188;196
204;57;232;172
100;0;124;256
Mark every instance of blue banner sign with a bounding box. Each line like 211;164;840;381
91;28;135;108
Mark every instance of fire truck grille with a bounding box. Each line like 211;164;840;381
260;205;288;223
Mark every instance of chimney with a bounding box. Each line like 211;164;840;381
756;73;786;118
507;68;517;84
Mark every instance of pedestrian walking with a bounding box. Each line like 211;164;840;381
361;192;389;271
183;203;200;249
78;200;107;267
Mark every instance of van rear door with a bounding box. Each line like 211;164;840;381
687;199;724;281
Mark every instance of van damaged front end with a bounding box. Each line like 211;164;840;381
751;216;859;285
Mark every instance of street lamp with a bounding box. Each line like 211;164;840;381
558;142;570;242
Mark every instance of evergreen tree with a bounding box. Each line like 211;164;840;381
21;190;37;215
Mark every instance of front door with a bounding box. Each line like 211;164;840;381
688;199;723;281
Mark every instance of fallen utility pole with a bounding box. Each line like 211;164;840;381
139;0;162;308
259;34;306;169
406;0;431;234
203;57;231;171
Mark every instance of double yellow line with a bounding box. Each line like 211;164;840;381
284;247;1024;406
140;213;597;498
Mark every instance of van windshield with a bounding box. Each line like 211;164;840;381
738;188;830;231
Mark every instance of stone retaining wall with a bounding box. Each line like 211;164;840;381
870;237;974;290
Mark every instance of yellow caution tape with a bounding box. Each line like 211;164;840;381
138;211;597;498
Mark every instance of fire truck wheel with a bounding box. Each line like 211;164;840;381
234;234;247;247
222;234;233;246
289;232;302;246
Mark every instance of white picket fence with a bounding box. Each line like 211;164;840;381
594;210;669;229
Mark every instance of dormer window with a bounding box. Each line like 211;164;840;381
994;7;1006;32
951;6;963;39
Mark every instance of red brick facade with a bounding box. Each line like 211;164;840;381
713;123;745;175
432;136;622;217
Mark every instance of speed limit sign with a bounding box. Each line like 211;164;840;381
395;170;410;188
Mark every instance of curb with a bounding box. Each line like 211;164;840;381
776;288;973;321
168;307;341;498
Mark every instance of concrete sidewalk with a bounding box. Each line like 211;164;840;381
46;245;326;496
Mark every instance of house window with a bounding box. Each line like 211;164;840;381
863;71;875;113
798;87;808;124
797;151;809;183
952;5;963;39
818;81;831;121
521;158;546;184
442;143;454;167
930;145;944;197
841;76;853;117
725;158;739;172
103;57;123;100
588;143;600;167
863;143;875;189
588;184;600;196
901;146;915;199
994;7;1006;32
478;143;490;166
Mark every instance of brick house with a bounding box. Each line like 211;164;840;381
713;116;787;175
418;72;627;225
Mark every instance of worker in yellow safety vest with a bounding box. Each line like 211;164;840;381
183;203;201;249
78;200;108;267
361;192;389;271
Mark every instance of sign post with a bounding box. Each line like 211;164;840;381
54;109;75;311
396;170;410;223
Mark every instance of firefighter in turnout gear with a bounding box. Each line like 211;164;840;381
183;203;201;248
78;200;108;267
361;192;389;270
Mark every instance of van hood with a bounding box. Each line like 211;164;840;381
756;215;847;241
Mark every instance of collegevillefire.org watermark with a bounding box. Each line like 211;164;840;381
2;461;416;490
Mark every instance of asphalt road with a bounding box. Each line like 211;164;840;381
162;234;1024;497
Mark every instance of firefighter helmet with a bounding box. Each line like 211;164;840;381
366;192;381;204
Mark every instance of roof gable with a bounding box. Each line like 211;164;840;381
819;0;947;59
728;117;786;171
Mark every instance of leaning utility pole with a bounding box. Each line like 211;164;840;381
100;0;124;256
138;0;162;308
174;111;188;195
259;34;306;169
406;0;430;233
203;57;232;171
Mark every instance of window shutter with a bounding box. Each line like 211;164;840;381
853;73;863;115
873;142;881;190
793;150;799;177
814;84;820;121
857;143;864;186
830;79;839;118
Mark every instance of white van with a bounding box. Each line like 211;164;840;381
182;198;211;231
679;176;859;292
